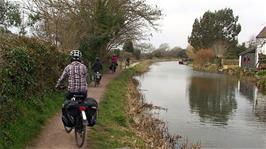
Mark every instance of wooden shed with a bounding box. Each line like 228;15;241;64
239;48;257;69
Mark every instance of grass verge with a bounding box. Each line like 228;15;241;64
87;62;153;149
0;92;64;149
87;69;146;148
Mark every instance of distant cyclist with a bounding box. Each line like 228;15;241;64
92;57;103;82
110;54;118;72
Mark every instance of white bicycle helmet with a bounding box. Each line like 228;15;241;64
70;50;82;61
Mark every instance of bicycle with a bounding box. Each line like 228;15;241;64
110;62;117;73
61;94;98;148
63;94;88;147
93;72;101;87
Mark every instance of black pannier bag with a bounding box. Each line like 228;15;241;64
83;98;98;126
62;100;79;127
62;98;98;127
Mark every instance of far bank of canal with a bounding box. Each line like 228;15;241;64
135;61;266;148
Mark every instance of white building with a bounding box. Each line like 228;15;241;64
239;27;266;69
256;26;266;55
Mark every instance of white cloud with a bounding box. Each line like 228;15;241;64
145;0;266;48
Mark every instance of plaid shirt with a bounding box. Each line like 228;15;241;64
56;61;88;93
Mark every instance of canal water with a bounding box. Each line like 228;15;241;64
135;61;266;149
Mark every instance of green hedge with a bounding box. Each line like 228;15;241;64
0;34;68;148
0;36;68;97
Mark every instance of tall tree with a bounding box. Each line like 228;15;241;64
188;8;241;56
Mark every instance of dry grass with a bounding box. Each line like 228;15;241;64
126;79;201;149
194;49;215;66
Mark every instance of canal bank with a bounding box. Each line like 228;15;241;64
192;64;266;94
87;60;192;149
136;61;266;148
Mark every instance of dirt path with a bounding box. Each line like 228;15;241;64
26;69;121;149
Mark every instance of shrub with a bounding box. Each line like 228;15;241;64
256;70;266;77
0;96;18;126
186;48;196;60
257;78;266;91
0;34;69;148
194;48;215;66
1;47;37;98
0;35;68;127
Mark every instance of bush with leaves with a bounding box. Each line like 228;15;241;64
0;0;22;31
0;35;68;127
0;96;18;126
1;47;36;97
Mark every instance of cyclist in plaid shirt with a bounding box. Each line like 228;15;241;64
56;50;88;100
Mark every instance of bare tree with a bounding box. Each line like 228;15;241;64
134;42;155;53
25;0;94;48
25;0;162;55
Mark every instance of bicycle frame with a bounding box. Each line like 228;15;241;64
67;95;88;147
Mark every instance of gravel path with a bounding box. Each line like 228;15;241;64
26;69;121;149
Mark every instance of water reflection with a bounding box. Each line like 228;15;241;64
254;95;266;122
188;74;237;125
238;80;266;122
137;62;266;148
238;80;256;101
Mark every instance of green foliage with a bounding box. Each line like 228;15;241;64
78;0;126;62
28;13;41;26
177;49;188;58
0;0;21;28
0;26;11;33
113;49;121;56
188;8;241;52
1;47;36;97
0;93;63;149
79;35;110;65
0;96;18;126
256;70;266;77
257;78;266;92
225;43;247;59
0;37;68;98
123;40;134;53
0;35;68;148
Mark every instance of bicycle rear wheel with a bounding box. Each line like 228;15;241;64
75;125;86;147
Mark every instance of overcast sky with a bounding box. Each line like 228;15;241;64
145;0;266;49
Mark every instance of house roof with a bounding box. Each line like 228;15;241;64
256;26;266;38
239;48;255;56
